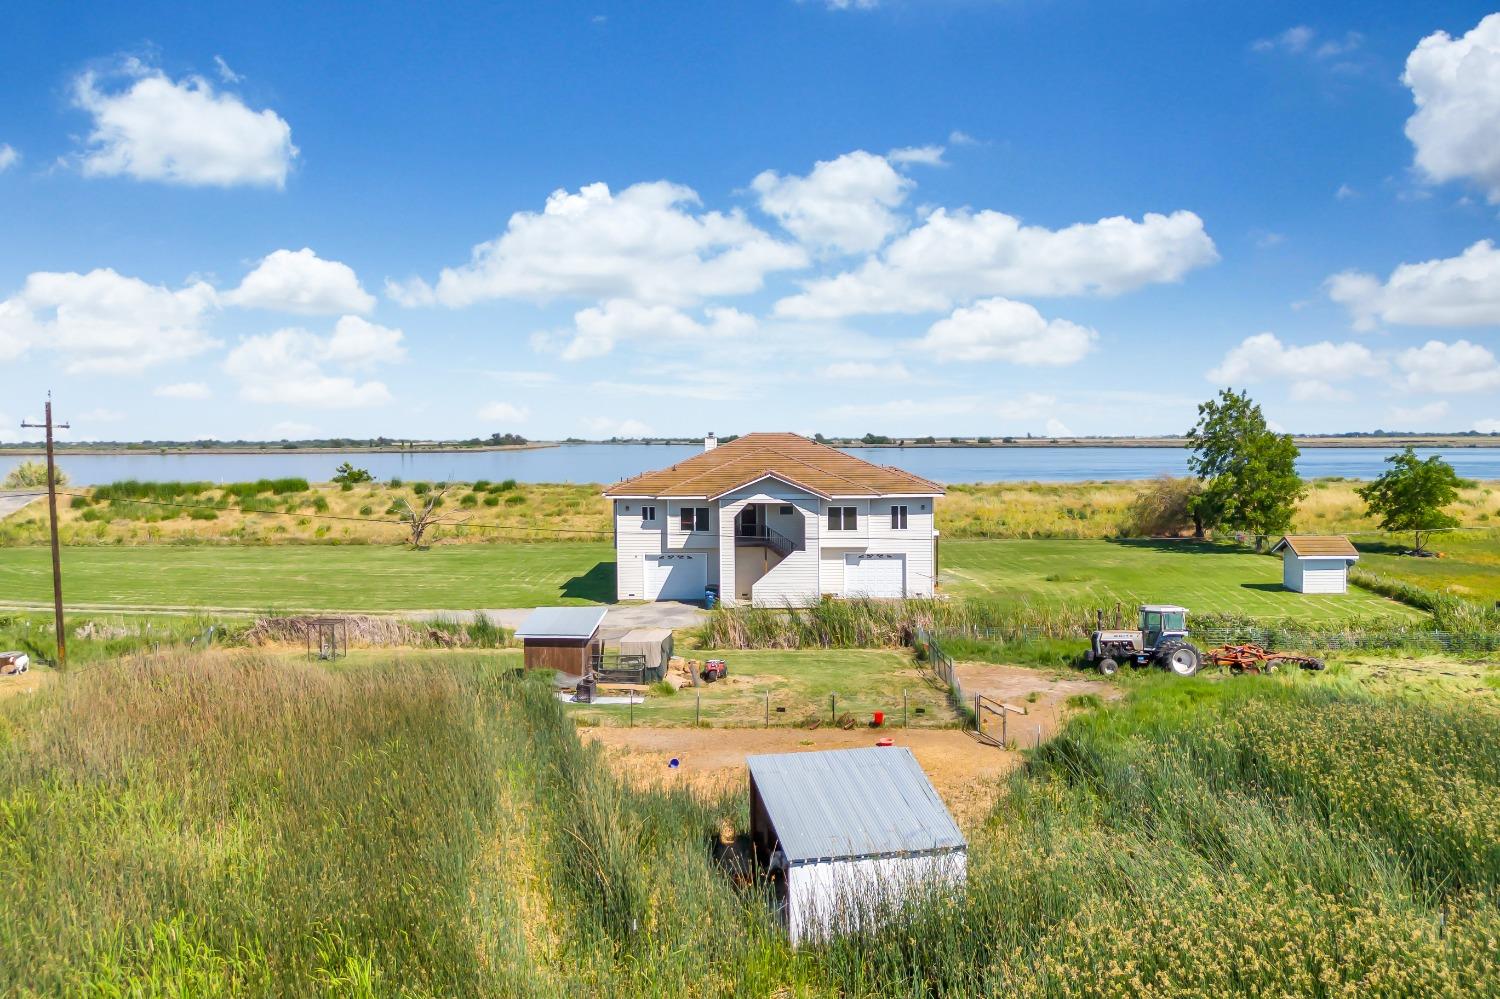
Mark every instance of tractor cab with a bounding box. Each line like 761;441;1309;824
1139;605;1188;650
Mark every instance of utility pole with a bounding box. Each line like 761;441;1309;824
21;395;69;669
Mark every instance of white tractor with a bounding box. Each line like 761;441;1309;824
1084;605;1202;677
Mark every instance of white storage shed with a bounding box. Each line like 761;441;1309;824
747;747;966;944
1271;535;1360;593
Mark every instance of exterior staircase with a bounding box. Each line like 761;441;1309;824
735;523;797;558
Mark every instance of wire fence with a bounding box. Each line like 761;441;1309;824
936;623;1500;655
567;684;953;730
912;627;973;722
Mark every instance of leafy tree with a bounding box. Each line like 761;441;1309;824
1186;389;1304;544
331;462;373;485
1357;446;1461;554
3;460;68;489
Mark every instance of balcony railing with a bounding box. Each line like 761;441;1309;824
735;523;797;557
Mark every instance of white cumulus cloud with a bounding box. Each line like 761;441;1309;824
226;248;375;315
1207;333;1386;397
0;144;18;172
71;59;297;188
1394;339;1500;394
0;268;219;373
154;382;212;400
389;180;805;308
918;297;1097;365
537;298;756;361
1403;13;1500;201
821;361;912;380
477;401;530;423
583;416;652;437
1476;418;1500;433
1388;400;1450;425
887;144;946;167
775;208;1217;319
752;150;913;254
224;318;404;408
1327;240;1500;329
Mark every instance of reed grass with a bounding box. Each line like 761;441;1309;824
2;654;1496;995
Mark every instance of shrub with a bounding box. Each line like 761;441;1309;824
412;482;432;496
483;495;500;507
358;505;374;516
460;493;479;507
504;494;526;506
2;460;67;489
69;495;92;509
312;496;330;513
186;508;218;521
388;477;404;488
332;462;373;486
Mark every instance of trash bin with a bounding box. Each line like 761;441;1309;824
704;584;719;609
574;677;596;703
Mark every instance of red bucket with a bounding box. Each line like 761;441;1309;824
873;711;885;727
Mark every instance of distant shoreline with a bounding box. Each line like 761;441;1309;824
2;436;1498;457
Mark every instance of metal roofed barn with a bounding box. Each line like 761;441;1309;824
746;747;967;944
514;607;608;678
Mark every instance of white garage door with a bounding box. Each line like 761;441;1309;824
844;553;906;598
644;553;708;601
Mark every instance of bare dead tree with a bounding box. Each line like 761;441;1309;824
396;485;466;548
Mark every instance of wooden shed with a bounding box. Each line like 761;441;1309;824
1271;535;1360;593
514;607;607;677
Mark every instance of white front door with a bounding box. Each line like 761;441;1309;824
644;553;707;601
844;553;906;598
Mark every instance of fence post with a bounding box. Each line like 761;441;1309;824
696;693;701;727
629;692;634;729
765;692;769;728
904;688;909;728
973;693;979;737
1002;706;1008;749
831;692;837;725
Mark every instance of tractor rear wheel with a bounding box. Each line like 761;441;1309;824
1097;657;1118;676
1158;641;1201;677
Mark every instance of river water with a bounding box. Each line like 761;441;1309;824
6;443;1500;487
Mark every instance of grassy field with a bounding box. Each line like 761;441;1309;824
568;648;953;728
0;537;1432;620
0;543;615;611
8;476;1497;546
2;651;1497;996
1358;529;1500;605
941;538;1422;621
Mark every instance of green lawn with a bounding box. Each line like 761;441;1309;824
569;648;954;728
1356;529;1500;605
0;543;615;611
941;538;1423;621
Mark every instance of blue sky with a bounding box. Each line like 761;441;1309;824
3;1;1500;442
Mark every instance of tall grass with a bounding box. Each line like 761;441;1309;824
2;655;1496;995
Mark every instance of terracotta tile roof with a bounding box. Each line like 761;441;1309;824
1272;535;1360;558
603;432;945;499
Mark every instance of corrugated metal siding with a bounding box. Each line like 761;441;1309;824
747;747;966;864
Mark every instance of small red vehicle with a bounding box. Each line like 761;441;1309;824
701;659;728;683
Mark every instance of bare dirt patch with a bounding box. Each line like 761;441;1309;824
954;661;1120;745
0;670;49;701
582;725;1019;827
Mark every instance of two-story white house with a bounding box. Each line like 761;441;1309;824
604;432;944;606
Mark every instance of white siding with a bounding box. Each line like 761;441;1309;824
613;499;667;600
1282;552;1351;594
1282;550;1303;592
784;851;967;945
820;549;845;595
863;498;937;598
1300;558;1349;594
716;483;821;607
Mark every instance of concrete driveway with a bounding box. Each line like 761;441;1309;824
473;602;707;631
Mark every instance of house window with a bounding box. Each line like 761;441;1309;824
641;506;657;523
779;505;794;516
679;507;709;532
827;506;858;531
890;505;908;530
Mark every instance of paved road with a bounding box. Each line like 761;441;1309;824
0;491;43;520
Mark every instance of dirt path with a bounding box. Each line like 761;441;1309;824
581;662;1121;827
582;726;1019;826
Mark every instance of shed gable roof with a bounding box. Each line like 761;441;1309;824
747;747;965;864
514;607;608;640
1272;535;1360;558
603;432;945;499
